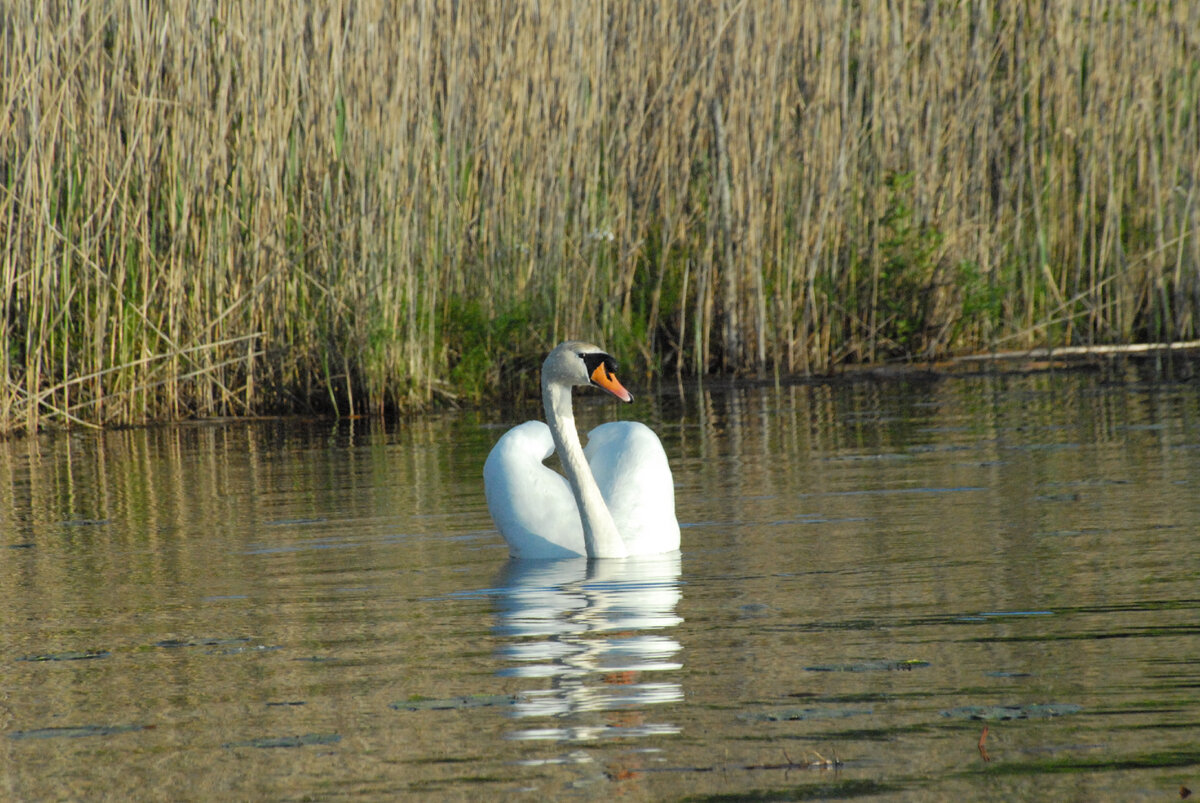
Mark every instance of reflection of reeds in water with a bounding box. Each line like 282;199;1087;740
5;4;1199;431
493;555;683;742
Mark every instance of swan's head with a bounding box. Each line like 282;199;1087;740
543;341;634;403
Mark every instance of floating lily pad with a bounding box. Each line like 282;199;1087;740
391;694;520;711
1034;493;1080;503
805;659;931;673
223;733;340;749
154;637;252;649
18;650;110;662
9;724;145;740
940;703;1083;721
738;707;873;723
204;644;282;656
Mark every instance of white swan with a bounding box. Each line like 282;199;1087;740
483;341;680;559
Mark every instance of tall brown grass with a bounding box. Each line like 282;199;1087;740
3;2;1199;432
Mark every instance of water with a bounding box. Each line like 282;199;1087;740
3;367;1200;800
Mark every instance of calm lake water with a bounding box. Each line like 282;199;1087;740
3;366;1199;801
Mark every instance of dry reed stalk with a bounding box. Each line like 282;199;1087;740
2;1;1198;432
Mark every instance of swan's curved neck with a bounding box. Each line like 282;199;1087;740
543;381;629;559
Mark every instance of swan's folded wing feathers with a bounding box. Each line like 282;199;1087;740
585;422;681;554
483;421;585;558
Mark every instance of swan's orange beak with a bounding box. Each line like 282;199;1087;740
590;362;634;403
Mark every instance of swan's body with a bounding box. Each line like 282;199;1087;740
484;341;680;559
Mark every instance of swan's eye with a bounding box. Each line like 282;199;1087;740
581;352;617;380
579;351;633;402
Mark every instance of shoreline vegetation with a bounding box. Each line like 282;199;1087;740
3;3;1199;433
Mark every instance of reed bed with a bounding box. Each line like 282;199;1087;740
3;1;1199;432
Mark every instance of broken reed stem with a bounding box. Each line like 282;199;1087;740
3;2;1199;432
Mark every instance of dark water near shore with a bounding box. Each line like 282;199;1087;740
3;367;1200;800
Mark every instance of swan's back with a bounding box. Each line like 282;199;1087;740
585;421;681;554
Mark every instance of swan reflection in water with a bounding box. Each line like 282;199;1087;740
493;552;684;743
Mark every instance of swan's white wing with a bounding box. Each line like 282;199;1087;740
584;422;681;555
484;421;586;558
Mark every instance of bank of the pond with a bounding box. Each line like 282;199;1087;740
6;341;1199;440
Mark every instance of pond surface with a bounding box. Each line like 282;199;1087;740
2;366;1200;800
